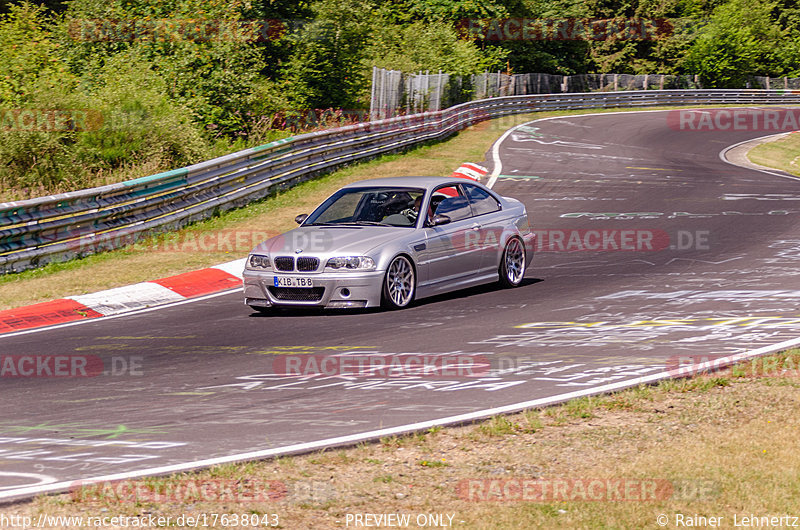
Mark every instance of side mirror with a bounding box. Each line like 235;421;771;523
295;214;308;225
430;214;451;226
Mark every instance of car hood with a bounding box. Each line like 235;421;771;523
250;225;411;256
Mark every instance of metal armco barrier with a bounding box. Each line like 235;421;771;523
3;90;800;273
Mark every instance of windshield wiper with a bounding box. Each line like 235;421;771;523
350;221;391;226
309;220;391;227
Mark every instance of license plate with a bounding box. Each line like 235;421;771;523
274;276;313;288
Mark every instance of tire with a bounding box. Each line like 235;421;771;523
498;237;526;288
381;255;416;309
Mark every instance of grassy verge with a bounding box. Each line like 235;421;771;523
747;131;800;175
6;350;800;528
1;105;743;311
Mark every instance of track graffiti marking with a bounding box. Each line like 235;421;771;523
561;210;800;220
471;317;800;353
597;290;800;302
0;423;169;439
510;126;604;150
0;472;57;491
0;436;188;474
197;374;527;393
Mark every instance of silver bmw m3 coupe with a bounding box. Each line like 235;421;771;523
243;176;535;311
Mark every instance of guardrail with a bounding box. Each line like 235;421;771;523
3;89;800;273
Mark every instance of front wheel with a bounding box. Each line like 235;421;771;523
382;255;416;309
498;237;526;288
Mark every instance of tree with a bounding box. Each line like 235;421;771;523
0;1;73;105
366;21;506;76
281;0;376;109
681;0;788;86
59;0;270;132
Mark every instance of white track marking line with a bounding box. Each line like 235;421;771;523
719;134;800;182
488;108;740;188
488;124;524;188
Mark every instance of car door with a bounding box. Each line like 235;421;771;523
417;184;482;291
462;183;505;276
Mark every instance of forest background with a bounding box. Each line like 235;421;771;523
1;0;797;197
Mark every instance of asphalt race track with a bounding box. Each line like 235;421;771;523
2;108;800;501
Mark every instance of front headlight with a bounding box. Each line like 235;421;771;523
247;254;271;269
325;256;375;270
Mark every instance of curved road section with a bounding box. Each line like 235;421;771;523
2;108;800;501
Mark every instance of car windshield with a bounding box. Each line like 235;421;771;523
305;187;426;228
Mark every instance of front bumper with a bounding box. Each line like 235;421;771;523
243;269;385;309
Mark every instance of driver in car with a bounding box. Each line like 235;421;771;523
401;196;432;225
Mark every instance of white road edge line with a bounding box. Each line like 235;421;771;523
719;133;800;182
487;108;681;188
4;334;800;503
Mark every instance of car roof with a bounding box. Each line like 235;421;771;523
342;176;488;190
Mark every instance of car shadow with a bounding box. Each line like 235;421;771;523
247;278;543;318
412;277;543;308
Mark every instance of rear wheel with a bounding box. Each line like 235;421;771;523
382;255;416;309
499;237;526;288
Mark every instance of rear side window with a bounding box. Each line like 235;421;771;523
463;184;501;216
434;195;472;222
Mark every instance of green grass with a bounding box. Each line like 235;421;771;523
747;131;800;175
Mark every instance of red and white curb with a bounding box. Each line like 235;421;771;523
0;259;245;335
450;162;487;182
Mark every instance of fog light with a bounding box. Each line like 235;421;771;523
340;288;351;298
245;298;272;307
327;300;367;308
